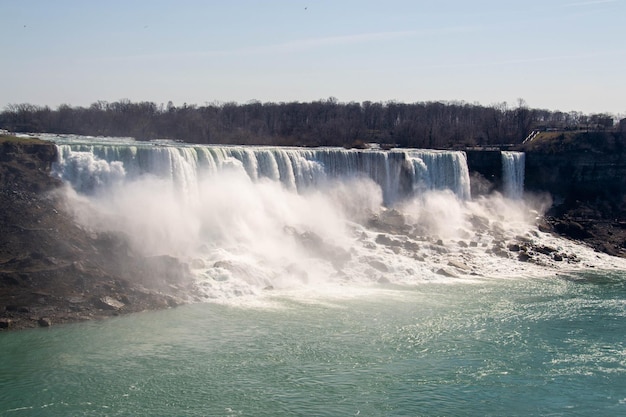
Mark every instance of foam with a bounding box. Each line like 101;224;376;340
43;134;626;306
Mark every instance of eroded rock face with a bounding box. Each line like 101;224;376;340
522;132;626;206
0;138;197;331
467;133;626;257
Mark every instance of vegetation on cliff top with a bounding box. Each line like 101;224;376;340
0;134;47;145
521;130;626;154
2;99;622;148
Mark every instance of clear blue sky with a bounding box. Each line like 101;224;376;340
2;0;625;115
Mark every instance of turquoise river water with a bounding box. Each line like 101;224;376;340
2;271;625;416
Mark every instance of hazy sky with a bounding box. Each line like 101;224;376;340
2;0;625;114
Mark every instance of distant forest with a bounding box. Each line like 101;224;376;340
0;98;620;148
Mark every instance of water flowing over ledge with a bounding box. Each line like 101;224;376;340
53;138;472;206
502;151;525;199
40;134;626;303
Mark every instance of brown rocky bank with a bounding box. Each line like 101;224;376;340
0;136;197;331
521;131;626;258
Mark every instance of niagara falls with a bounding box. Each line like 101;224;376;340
2;0;626;414
2;132;626;416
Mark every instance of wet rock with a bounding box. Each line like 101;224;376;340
293;230;352;268
537;221;552;233
403;240;420;251
375;234;402;247
379;209;406;229
507;243;521;252
6;304;30;313
598;242;619;256
95;296;125;311
491;222;506;239
368;209;407;233
469;215;490;232
368;260;389;272
493;248;509;258
436;268;458;278
66;296;87;305
0;319;11;329
553;220;592;239
38;317;52;327
535;245;557;255
518;252;531;262
362;241;377;250
448;260;470;271
142;255;191;287
430;244;449;254
165;295;182;308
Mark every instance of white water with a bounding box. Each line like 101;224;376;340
54;141;471;206
43;134;626;304
502;151;525;199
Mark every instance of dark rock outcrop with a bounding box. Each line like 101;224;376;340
521;132;626;257
0;136;195;331
464;132;626;257
523;132;626;204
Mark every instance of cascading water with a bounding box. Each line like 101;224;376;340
502;151;525;199
45;134;623;301
54;141;471;205
7;134;626;417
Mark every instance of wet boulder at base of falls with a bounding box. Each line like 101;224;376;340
0;136;197;331
368;209;408;234
436;267;459;278
285;227;352;270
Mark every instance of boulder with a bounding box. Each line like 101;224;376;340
375;234;402;247
379;209;406;229
436;268;458;278
38;317;52;327
448;260;470;271
377;276;391;284
368;260;389;272
95;296;125;311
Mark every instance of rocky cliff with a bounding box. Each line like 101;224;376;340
464;131;626;256
523;131;626;204
522;131;626;256
0;136;196;331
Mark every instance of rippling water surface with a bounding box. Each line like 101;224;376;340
2;271;625;416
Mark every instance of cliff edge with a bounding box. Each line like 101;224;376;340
522;131;626;257
0;136;195;331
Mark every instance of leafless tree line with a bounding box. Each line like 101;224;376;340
0;98;619;148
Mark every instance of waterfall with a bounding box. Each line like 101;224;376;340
502;151;525;199
43;134;624;302
53;138;472;206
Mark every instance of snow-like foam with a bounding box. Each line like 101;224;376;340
44;134;626;306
